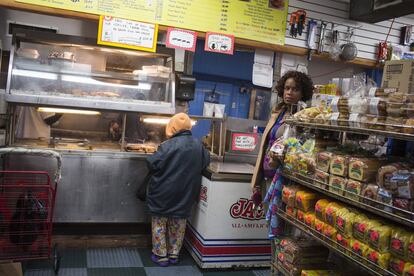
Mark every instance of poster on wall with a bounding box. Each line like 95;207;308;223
166;28;197;52
97;16;158;52
16;0;288;45
204;32;234;55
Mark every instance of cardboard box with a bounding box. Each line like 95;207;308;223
381;60;414;94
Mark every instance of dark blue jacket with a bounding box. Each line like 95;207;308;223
146;130;210;218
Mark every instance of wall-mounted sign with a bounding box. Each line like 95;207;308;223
204;32;234;55
166;28;197;52
231;133;258;152
97;16;158;52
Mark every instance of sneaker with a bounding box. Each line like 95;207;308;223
151;253;169;267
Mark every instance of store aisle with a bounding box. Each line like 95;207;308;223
23;247;270;276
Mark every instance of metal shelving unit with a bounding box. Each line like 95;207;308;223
282;171;414;228
285;118;414;142
277;209;397;276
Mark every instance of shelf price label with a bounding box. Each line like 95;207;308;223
98;16;158;52
204;32;234;55
166;28;197;52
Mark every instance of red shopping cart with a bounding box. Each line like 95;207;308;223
0;148;61;274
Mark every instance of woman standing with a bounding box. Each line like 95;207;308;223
251;71;313;238
146;113;210;267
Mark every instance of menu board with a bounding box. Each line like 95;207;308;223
16;0;288;45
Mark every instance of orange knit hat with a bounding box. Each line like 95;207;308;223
165;113;192;138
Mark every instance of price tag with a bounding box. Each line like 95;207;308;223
98;16;158;52
205;32;234;55
368;87;377;97
166;28;197;52
369;98;380;115
331;97;340;113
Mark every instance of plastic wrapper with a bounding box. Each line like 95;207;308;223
329;175;347;195
403;119;414;134
349;97;367;114
336;233;351;250
352;214;369;241
389;92;409;103
348;157;384;183
284;152;300;172
323;224;337;240
403;263;414;276
315;199;330;221
376;188;393;212
301;270;340;276
378;163;411;191
293;107;322;122
387;102;407;117
348;113;361;128
393;198;414;215
304;212;316;228
350;239;369;258
368;87;397;98
314;218;326;234
314;170;329;188
391;171;414;199
282;185;301;207
279;238;329;265
360;115;386;130
297;209;306;223
408;235;414;263
366;248;391;270
330;154;349;177
297;153;316;176
408;103;414;118
316;152;334;173
390;228;412;259
286;206;297;218
335;207;356;238
361;184;379;204
386;116;406;132
345;180;363;201
367;97;387;116
296;190;318;212
390;257;408;275
325;202;343;226
368;224;393;253
331;96;349;114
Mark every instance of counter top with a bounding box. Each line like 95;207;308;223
203;161;254;182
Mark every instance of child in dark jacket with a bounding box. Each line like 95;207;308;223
146;113;210;266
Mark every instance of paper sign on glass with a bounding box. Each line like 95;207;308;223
98;16;158;52
231;133;258;152
204;32;234;55
166;28;197;52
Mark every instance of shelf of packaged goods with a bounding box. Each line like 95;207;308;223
282;171;414;229
277;209;396;276
284;118;414;142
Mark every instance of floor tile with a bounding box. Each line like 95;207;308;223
201;270;255;276
60;249;87;268
56;268;88;276
145;265;202;276
87;248;143;268
139;247;195;267
88;267;147;276
24;259;52;270
253;269;271;276
24;269;54;276
137;248;157;267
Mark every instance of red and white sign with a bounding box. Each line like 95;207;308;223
230;198;265;220
204;32;234;55
166;27;197;52
231;133;258;152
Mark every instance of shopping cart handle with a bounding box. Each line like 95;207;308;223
0;147;62;183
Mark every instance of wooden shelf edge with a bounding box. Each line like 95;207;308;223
1;0;381;68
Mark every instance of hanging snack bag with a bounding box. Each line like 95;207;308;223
316;151;334;173
325;202;343;226
335;207;356;238
330;154;349;177
391;228;412;259
367;248;391;270
368;224;393;253
315;199;330;221
295;190;318;212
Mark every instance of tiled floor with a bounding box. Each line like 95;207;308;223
23;247;270;276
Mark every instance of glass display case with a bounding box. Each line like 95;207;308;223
6;29;175;114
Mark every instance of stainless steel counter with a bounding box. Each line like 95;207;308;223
203;161;254;182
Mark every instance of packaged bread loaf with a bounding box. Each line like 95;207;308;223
336;233;351;249
391;228;412;259
361;184;379;204
348;157;385;183
407;103;414;118
330;154;349;177
325;202;343;226
329;175;347;195
316;152;334;173
408;235;414;263
387;102;407;117
304;212;316;228
314;170;329;188
377;188;394;210
403;263;414;276
378;163;411;190
391;171;414;199
315;199;330;221
323;224;337;240
390;257;408;275
301;270;340;276
314;218;326;234
297;209;306;223
403;119;414;134
367;248;391;270
286;206;297;218
368;97;387;116
351;239;370;258
368;224;393;253
393;198;414;215
352;214;369;241
296;191;318;212
335;207;356;238
386;116;406;132
282;185;301;207
368;87;397;98
345;180;363;201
